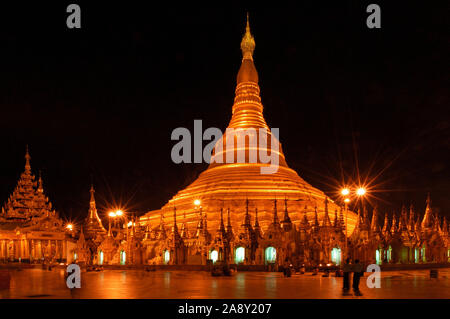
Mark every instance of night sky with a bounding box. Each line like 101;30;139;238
0;2;448;222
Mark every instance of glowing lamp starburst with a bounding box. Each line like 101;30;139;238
356;188;366;196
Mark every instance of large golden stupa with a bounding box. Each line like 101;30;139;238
141;16;358;235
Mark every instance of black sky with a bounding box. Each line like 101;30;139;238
0;2;448;222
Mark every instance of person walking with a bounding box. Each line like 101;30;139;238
342;258;352;295
352;259;364;296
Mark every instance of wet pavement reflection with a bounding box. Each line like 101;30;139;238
0;268;449;299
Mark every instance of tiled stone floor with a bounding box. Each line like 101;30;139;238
1;268;449;299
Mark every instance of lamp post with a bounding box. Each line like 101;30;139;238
114;210;128;240
343;198;350;261
340;186;368;262
108;212;116;236
66;224;74;238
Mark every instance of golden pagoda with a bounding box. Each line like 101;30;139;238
83;184;107;240
1;146;56;222
141;15;358;236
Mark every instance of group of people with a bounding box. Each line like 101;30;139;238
342;258;364;296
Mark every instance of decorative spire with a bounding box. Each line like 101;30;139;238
283;197;291;224
226;208;234;239
354;208;361;230
273;199;279;225
254;207;263;238
25;145;31;172
79;226;85;241
173;205;178;232
313;206;319;228
409;204;415;231
196;206;203;237
243;198;251;226
84;183;106;239
422;193;433;229
362;205;370;230
390;213;397;234
371;206;380;233
399;204;408;231
37;171;44;193
181;210;189;239
334;209;339;228
322;197;331;227
240;12;255;60
157;212;166;240
90;184;95;204
300;205;310;229
382;212;390;234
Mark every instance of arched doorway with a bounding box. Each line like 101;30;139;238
331;248;341;265
387;246;392;262
265;247;276;264
99;250;104;265
164;250;170;264
120;250;126;265
235;247;245;264
210;250;218;264
376;249;381;265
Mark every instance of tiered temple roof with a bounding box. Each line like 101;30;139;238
1;147;56;222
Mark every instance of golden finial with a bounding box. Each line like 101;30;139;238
240;12;255;60
25;144;31;171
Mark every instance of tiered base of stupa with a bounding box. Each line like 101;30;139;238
140;163;358;236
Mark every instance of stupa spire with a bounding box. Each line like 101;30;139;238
371;206;380;233
243;198;251;226
25;145;31;172
226;208;234;240
240;12;255;61
273;199;279;225
422;193;433;229
283;197;291;224
322;197;331;227
37;171;44;193
391;214;397;234
382;212;390;234
84;183;106;239
144;14;359;237
181;211;189;238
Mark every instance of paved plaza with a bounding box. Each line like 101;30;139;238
0;268;449;299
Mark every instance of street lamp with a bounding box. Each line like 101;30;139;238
194;199;201;207
341;188;350;196
356;187;366;196
108;211;117;235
